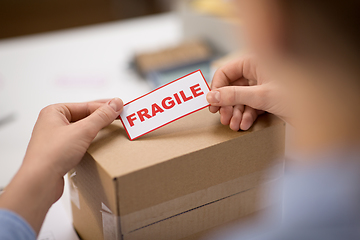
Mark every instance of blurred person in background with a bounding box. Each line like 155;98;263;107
206;0;360;239
1;0;360;240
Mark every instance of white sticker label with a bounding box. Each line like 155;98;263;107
119;70;210;140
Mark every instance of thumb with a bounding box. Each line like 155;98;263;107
82;98;123;134
206;85;265;110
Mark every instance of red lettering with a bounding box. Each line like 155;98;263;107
127;84;206;127
151;103;164;117
190;84;204;97
179;90;193;102
126;113;137;127
137;108;152;122
173;93;182;104
162;97;175;109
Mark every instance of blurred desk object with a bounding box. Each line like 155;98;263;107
0;12;181;237
134;39;214;87
179;0;242;55
131;0;244;88
131;0;243;88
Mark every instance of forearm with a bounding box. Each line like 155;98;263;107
0;161;60;235
0;99;123;235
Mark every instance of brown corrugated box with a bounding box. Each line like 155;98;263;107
69;109;285;240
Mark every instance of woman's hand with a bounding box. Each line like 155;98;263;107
0;98;123;235
207;55;288;130
24;98;123;180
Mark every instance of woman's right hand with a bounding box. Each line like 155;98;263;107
206;55;288;131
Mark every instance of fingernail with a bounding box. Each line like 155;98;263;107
108;98;123;112
207;91;220;104
241;121;251;131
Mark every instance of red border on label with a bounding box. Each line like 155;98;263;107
119;69;211;141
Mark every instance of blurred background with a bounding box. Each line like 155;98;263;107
0;0;173;39
0;0;244;194
0;0;243;87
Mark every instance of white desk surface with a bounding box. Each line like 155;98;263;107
0;12;181;239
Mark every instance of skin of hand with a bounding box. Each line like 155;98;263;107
206;55;289;131
0;98;123;235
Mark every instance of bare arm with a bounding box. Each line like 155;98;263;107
0;98;123;234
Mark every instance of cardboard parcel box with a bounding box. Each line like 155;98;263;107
69;109;285;240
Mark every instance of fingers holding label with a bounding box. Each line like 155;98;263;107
207;85;264;111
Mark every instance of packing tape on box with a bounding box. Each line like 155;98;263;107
69;170;121;240
69;171;80;209
101;202;121;240
120;163;283;236
69;162;283;239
